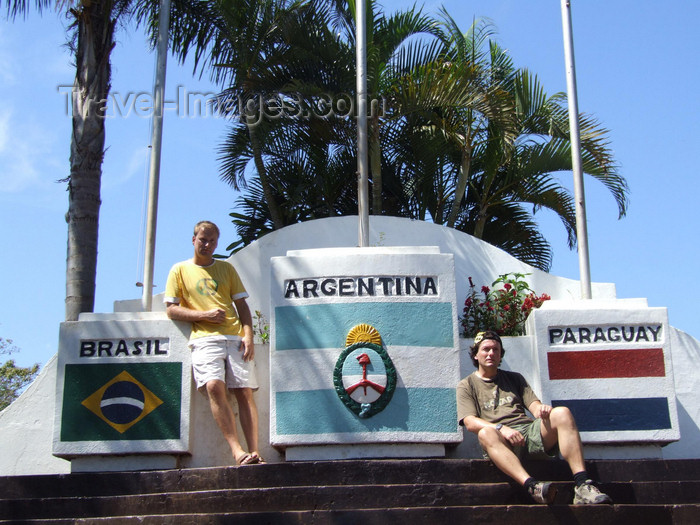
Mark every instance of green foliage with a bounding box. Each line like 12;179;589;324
460;273;550;337
211;2;629;270
254;310;270;344
1;337;40;411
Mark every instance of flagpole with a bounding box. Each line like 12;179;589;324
356;0;369;247
141;0;171;310
560;0;592;299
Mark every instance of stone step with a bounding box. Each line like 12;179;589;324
2;458;699;499
2;480;700;521
2;459;700;524
4;505;700;525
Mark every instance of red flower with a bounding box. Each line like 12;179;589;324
461;274;550;338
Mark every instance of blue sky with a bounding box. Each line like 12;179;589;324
1;0;699;369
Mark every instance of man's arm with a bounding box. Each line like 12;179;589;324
233;297;254;362
165;302;226;324
462;415;499;434
463;415;527;447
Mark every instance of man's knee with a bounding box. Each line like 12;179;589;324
205;379;227;397
550;406;578;429
477;426;502;448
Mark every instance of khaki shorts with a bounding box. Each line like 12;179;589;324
189;336;258;390
482;419;559;460
511;419;559;460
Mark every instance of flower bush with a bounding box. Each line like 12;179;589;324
460;273;551;337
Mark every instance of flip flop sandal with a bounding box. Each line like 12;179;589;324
237;453;260;466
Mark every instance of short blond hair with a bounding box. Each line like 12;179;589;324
193;220;220;238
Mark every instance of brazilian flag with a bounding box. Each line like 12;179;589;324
60;363;182;442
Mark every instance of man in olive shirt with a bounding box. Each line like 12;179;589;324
457;331;611;505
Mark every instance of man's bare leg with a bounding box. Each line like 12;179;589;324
479;426;558;504
233;387;260;458
540;406;585;475
478;427;531;485
206;379;247;463
541;406;612;504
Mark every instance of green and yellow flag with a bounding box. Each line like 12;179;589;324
60;363;182;442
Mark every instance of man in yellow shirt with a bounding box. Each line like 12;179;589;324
165;221;262;465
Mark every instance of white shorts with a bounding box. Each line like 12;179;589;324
189;336;259;390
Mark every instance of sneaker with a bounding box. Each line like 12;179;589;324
574;480;613;504
528;481;557;504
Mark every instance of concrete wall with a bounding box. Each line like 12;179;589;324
5;326;699;475
0;355;71;475
2;216;698;475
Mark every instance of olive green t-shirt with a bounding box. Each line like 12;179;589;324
456;369;539;429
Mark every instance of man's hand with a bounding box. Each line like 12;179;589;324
498;425;525;447
240;335;255;362
203;308;227;324
528;400;553;421
538;404;552;420
233;297;255;362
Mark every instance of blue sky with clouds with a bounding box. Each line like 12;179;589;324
1;0;699;368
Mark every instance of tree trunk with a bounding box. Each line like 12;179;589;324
65;2;115;321
446;145;472;228
472;204;488;239
247;124;285;230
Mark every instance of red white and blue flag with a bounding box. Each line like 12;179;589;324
531;306;679;443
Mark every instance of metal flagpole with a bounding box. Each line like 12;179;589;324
356;0;370;247
560;0;592;299
141;0;171;310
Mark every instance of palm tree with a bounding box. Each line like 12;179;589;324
194;0;445;239
169;0;312;231
2;0;215;320
182;0;360;238
2;0;124;320
192;2;628;271
330;0;443;215
385;23;507;220
453;48;628;269
233;1;361;235
389;13;627;270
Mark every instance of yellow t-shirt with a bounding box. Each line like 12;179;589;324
164;259;248;340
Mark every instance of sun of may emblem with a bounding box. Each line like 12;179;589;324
333;324;397;418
